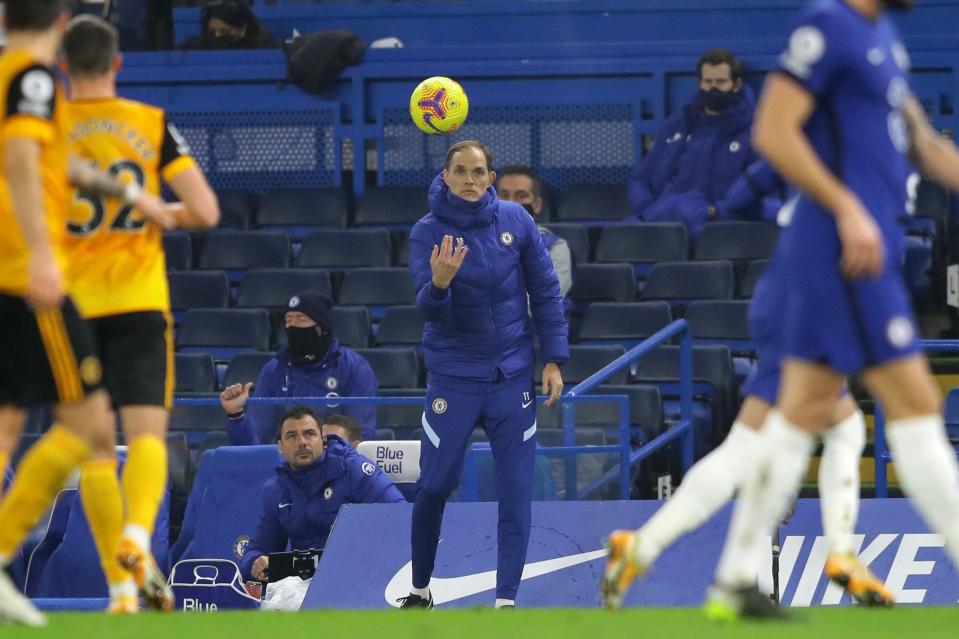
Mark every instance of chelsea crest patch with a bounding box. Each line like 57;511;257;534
500;231;514;246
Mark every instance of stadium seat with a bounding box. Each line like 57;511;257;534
273;306;371;349
354;186;427;227
297;229;392;269
175;353;218;395
374;428;396;441
169;404;227;445
256;187;349;232
944;388;959;440
376;305;425;347
685;300;753;352
569;263;636;304
376;388;425;440
693;221;779;262
537;344;628;385
632;344;736;449
597;384;665;442
176;308;271;358
163;231;192;271
167;271;230;317
595;223;688;277
545;223;592;264
338;268;416;318
222;352;275;389
641;261;735;307
236;268;332;308
198;231;291;283
355;348;421;388
739;259;769;298
197;431;232;459
577;302;672;347
164;431;192;543
556;183;631;222
394;232;412;266
216;190;255;230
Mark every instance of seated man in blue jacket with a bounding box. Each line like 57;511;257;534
220;290;379;444
629;49;757;238
241;405;403;581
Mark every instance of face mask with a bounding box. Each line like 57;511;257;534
881;0;914;10
522;203;536;218
287;327;332;364
700;88;737;112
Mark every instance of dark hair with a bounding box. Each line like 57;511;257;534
5;0;70;31
277;404;320;439
497;164;545;201
63;15;118;76
444;140;493;172
321;414;363;443
200;0;270;46
696;48;744;83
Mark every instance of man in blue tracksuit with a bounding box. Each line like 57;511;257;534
220;290;379;444
400;140;569;609
628;49;757;238
241;405;403;581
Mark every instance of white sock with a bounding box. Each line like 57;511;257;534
122;523;151;552
818;410;866;555
636;421;762;566
108;580;137;599
714;411;815;587
411;585;430;599
494;598;514;608
886;415;959;568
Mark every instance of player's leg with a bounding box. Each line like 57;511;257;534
483;374;537;608
706;359;841;620
405;378;482;607
101;312;174;611
863;355;959;565
0;405;26;484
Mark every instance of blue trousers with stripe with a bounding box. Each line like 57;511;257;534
411;371;537;601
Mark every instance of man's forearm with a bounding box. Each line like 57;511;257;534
4;140;51;253
68;155;136;200
916;135;959;193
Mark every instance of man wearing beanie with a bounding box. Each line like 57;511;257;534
219;290;378;444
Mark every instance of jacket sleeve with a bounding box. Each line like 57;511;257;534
408;222;452;323
713;159;785;220
344;353;379;440
628;125;671;218
354;458;406;504
240;482;288;580
520;214;569;365
548;238;573;297
226;363;279;446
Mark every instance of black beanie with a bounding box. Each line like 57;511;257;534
286;290;334;334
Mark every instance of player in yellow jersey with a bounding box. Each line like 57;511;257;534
0;0;172;626
60;15;220;614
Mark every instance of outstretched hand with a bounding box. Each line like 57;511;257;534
430;234;468;289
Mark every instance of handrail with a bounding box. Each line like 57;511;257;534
874;339;959;497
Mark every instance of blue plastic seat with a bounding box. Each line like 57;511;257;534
739;259;769;298
641;261;735;307
537;344;628;385
694;221;779;262
354;186;427;228
685;300;753;352
167;271;230;320
569;263;636;304
199;231;291;284
544;223;591;264
595;223;688;277
235;268;332;308
175;353;218;394
163;231;193;271
556;183;630;222
375;305;425;347
256;187;349;233
355;348;420;388
577;301;672;347
221;352;275;389
177;308;271;359
337;268;416;319
298;229;392;269
215;190;255;230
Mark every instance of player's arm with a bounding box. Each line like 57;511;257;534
3;136;61;308
68;155;173;230
158;117;220;229
902;96;959;192
752;73;883;277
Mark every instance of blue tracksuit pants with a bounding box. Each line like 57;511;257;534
411;371;537;601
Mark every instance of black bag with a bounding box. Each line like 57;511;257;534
283;30;367;95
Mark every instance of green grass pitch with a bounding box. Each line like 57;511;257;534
4;608;957;639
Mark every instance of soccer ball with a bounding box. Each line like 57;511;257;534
409;76;469;135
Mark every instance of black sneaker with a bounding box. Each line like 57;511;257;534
704;585;788;621
397;593;433;609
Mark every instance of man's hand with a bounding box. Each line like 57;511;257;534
26;248;63;310
430;235;469;289
133;191;176;230
220;382;253;415
541;363;564;407
252;555;269;582
834;194;884;279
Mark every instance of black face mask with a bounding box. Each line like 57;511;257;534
700;88;738;113
287;327;332;364
521;203;536;218
881;0;914;11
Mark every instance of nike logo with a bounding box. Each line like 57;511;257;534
522;400;534;409
278;503;292;509
384;548;606;606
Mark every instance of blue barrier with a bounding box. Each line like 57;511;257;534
460;319;694;501
874;339;959;498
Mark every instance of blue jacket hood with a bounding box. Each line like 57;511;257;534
427;173;497;229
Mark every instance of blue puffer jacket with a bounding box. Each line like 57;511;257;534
629;86;757;237
408;174;569;380
226;340;378;446
239;435;404;579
